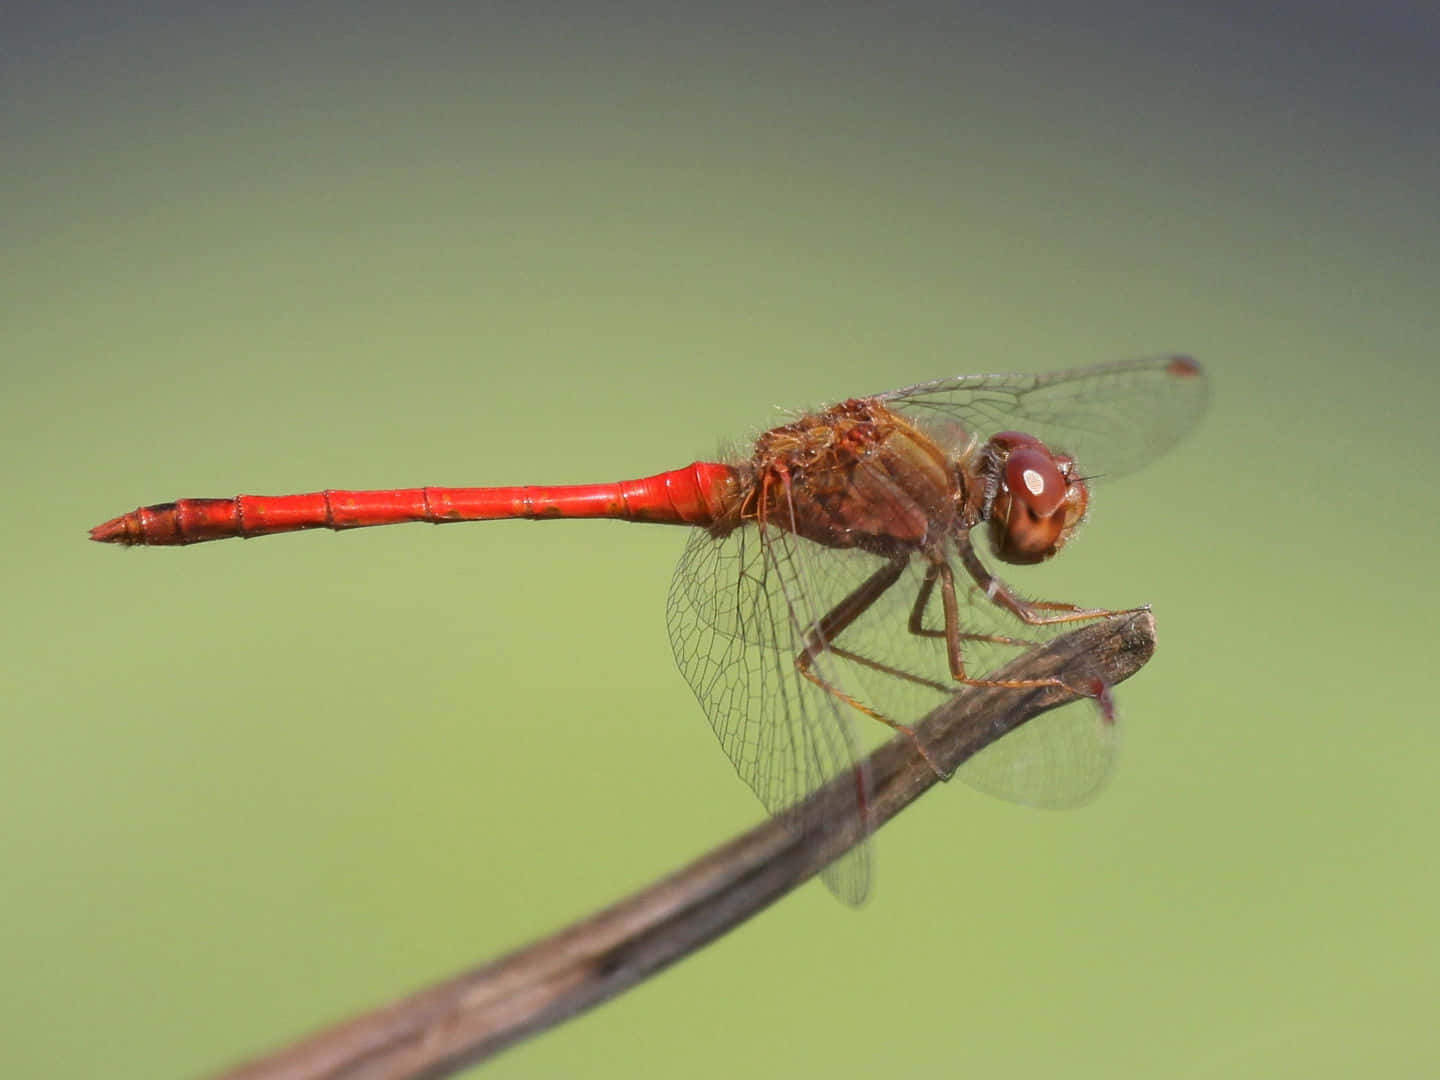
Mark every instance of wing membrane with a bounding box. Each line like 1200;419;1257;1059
878;355;1208;478
667;521;872;906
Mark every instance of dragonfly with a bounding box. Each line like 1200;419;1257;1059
91;355;1208;905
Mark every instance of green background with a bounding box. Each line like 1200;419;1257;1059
5;4;1437;1076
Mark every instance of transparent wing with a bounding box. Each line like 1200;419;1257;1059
955;695;1119;808
876;355;1208;479
783;544;1120;809
670;513;1118;863
666;520;873;906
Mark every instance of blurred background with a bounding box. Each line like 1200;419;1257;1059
4;2;1437;1076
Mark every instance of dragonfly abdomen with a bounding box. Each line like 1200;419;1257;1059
89;463;742;546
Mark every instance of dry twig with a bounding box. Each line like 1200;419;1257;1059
216;609;1157;1080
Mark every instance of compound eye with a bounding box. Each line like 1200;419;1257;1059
1004;447;1065;518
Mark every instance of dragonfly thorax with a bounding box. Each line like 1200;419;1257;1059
741;399;960;557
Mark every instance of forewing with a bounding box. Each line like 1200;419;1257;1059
666;522;872;906
878;355;1208;478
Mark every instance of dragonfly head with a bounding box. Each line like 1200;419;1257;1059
982;432;1089;565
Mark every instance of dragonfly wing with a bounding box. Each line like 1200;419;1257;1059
667;522;872;906
796;543;1122;809
670;520;1123;836
955;698;1120;808
877;355;1209;479
919;547;1124;806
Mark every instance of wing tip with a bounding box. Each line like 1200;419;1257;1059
1165;354;1203;380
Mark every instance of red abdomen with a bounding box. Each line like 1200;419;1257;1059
90;463;741;546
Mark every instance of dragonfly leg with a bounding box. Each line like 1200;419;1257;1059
954;534;1132;627
934;554;1117;715
792;557;948;778
907;561;1037;648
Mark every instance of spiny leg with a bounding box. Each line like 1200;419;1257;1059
954;533;1135;627
791;556;948;777
817;559;1031;692
908;561;1039;649
936;555;1118;718
822;644;951;695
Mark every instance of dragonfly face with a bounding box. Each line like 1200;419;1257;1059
981;431;1090;565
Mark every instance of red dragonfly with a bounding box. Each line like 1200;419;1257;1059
92;355;1207;904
